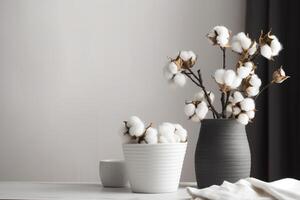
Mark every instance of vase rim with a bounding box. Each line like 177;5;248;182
123;142;187;147
201;118;236;122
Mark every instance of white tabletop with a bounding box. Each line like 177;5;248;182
0;182;195;200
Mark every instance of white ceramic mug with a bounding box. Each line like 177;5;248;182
99;160;128;187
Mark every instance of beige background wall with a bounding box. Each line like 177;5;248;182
0;0;245;181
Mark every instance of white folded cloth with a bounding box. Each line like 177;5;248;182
187;178;300;200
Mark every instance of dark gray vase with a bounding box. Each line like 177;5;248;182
195;119;251;188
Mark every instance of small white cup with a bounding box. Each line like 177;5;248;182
99;160;128;187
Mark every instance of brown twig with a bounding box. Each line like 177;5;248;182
183;68;221;118
220;48;226;118
255;81;274;100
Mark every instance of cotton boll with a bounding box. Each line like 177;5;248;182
174;124;187;142
184;103;196;117
240;98;255;112
168;62;178;74
129;123;145;137
173;73;186;87
270;38;282;56
246;110;255;119
239;34;252;50
191;115;200;122
158;123;175;139
246;87;259;97
248;41;257;55
195;101;208;120
158;136;169;143
233;91;244;104
231;76;242;89
127;116;143;127
231;41;243;53
214;69;225;84
237;113;249;125
175;129;187;142
217;35;229;47
249;74;262;87
180;51;190;61
223;70;236;87
260;44;272;59
232;106;241;116
226;104;233;115
244;62;254;68
237;66;252;79
144;127;158;144
215;26;230;37
173;134;181;143
194;90;205;101
188;51;197;61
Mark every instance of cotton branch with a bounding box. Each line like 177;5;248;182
221;47;226;118
183;68;221;118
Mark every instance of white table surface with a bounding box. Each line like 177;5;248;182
0;182;196;200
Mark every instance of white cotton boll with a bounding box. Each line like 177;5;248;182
217;35;229;47
191;115;200;122
175;130;187;142
240;98;255;112
158;123;175;139
231;76;242;89
246;86;259;97
188;51;196;61
231;41;243;53
173;134;181;143
144;127;158;144
237;113;249;125
239;34;252;50
226;104;233;115
214;69;225;84
215;26;229;36
184;103;196;117
233;91;244;104
246;110;255;119
232;106;241;116
223;70;236;87
129;123;145;137
168;62;178;74
173;73;186;87
270;38;282;56
244;62;254;68
158;136;169;143
195;101;208;120
260;44;272;59
248;41;257;55
237;66;252;79
127;116;143;127
174;124;187;142
249;74;262;87
194;90;205;101
180;51;190;61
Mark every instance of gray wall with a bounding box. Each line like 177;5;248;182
0;0;245;182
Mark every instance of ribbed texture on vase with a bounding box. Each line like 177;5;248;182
195;119;251;188
123;143;187;193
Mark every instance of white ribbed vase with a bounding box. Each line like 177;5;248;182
122;143;187;193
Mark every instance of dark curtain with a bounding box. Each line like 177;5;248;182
246;0;300;181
